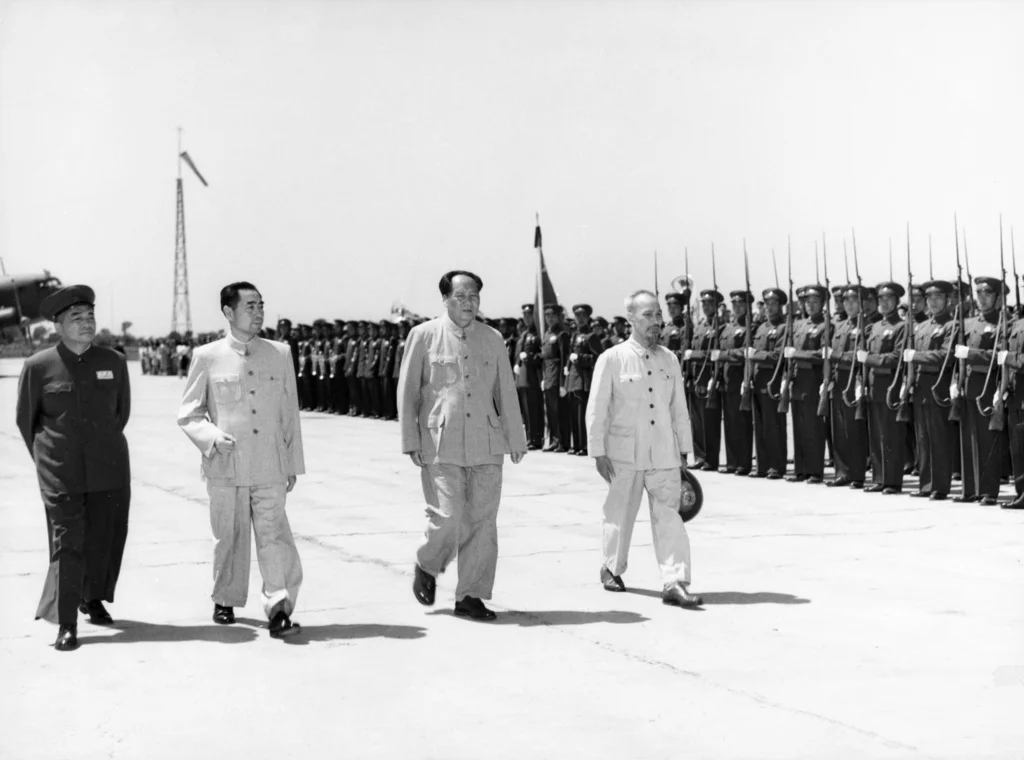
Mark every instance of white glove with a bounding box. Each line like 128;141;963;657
683;350;693;361
513;365;520;376
784;346;796;359
998;350;1009;366
994;391;1001;408
563;366;569;376
954;344;969;359
745;347;756;359
519;351;527;360
821;347;833;360
711;350;721;361
950;383;960;400
569;352;579;362
856;350;868;363
903;349;916;362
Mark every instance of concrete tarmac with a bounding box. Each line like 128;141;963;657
1;358;1022;760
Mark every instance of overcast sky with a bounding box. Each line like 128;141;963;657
2;0;1022;335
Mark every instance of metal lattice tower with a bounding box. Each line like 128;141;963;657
172;128;208;335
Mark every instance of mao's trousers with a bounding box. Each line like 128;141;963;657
36;487;130;626
207;483;302;618
602;467;691;588
417;463;502;601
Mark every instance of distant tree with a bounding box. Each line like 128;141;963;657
95;327;114;347
121;321;132;336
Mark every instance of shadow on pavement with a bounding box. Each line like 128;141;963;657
281;623;427;645
83;619;259;645
428;609;649;626
626;588;809;605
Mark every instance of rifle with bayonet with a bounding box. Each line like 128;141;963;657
703;244;722;410
739;241;754;412
841;230;868;420
816;233;833;418
984;217;1007;426
943;216;967;417
773;239;795;413
1014;228;1021;319
889;224;915;420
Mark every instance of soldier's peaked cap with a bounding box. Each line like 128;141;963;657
761;287;787;305
842;284;874;299
729;289;754;303
974;276;1010;295
830;284;848;295
922;280;954;295
801;284;828;299
521;303;535;312
665;291;689;305
876;281;906;299
572;303;593;315
277;317;292;326
41;284;95;321
544;302;563;313
699;289;724;304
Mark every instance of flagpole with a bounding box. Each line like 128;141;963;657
535;212;545;341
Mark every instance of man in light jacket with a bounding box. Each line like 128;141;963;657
398;270;527;621
178;281;305;638
586;289;703;607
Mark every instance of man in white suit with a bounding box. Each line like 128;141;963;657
586;289;703;608
178;281;305;638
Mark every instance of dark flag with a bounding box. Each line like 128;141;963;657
534;214;558;339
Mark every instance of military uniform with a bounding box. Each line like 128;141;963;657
718;291;754;474
907;281;957;499
541;306;571;451
344;322;364;416
565;304;604;455
862;283;908;493
828;286;874;487
15;286;131;638
378;321;398;420
685;291;724;471
787;285;828;481
1000;314;1024;507
514;305;544;449
748;288;788;478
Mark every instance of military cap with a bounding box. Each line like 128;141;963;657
699;289;724;305
729;289;754;304
761;287;787;305
876;282;906;299
801;284;828;300
379;318;391;327
594;316;609;327
665;291;690;306
922;280;954;296
950;279;971;298
842;285;873;299
544;303;564;314
40;284;95;321
334;319;345;326
521;303;535;312
313;318;328;327
830;284;848;296
910;284;925;297
277;318;292;327
612;316;628;325
974;276;1009;295
572;303;593;316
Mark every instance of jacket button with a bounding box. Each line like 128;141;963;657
650;420;655;425
253;429;259;434
248;371;254;376
648;371;652;375
649;387;653;392
650;403;654;408
466;413;471;418
251;409;256;414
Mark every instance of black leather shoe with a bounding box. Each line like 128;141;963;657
882;487;901;495
748;471;767;478
930;492;947;501
600;567;626;592
213;604;235;625
527;443;540;451
542;444;558;452
79;600;113;625
566;448;578;456
54;625;79;651
864;484;886;493
662;583;703;607
734;468;750;476
785;474;808;483
268;610;300;638
807;476;823;484
413;565;436;606
952;472;962;481
766;471;783;480
576;449;588;456
980;496;998;506
953;495;977;503
552;446;568;453
1002;494;1024;509
693;461;708;471
723;467;736;474
827;478;851;488
849;481;864;490
454;596;496;621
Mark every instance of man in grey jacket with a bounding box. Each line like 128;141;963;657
398;270;527;621
178;281;305;638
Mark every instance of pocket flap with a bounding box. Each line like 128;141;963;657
618;373;641;383
426;411;446;429
43;381;73;393
487;413;502;428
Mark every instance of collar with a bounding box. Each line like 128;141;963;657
625;334;657;356
441;312;476;339
980;309;1000;324
884;312;900;325
226;332;259;356
57;341;92;363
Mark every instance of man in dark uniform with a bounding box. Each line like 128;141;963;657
565;304;604;456
748;287;788;479
953;276;1009;504
827;285;872;488
16;285;131;651
392;319;410;413
514;304;544;450
904;284;928;475
276;318;300;379
716;290;754;475
329;320;348;415
859;282;908;494
684;289;724;471
541;303;571;452
344;320;363;416
785;284;828;483
378;320;398;420
905;281;957;500
998;304;1024;508
610;316;629;346
594;317;614;352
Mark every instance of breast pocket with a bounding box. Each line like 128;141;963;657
211;374;243;405
428;355;458;386
41;381;74;418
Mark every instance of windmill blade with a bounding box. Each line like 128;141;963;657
180;151;209;187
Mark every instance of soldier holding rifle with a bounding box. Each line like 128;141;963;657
686;288;724;471
749;287;788;479
716;289;755;475
784;283;829;483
